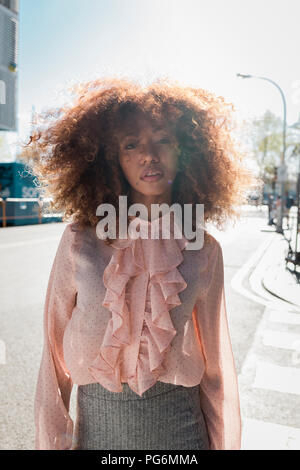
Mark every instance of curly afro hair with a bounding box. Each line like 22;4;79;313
24;76;260;246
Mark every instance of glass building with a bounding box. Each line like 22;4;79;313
0;0;19;131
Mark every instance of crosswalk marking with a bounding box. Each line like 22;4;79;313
239;307;300;448
253;361;300;395
262;330;300;351
268;309;300;325
241;417;300;450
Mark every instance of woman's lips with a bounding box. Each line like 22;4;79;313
140;173;164;182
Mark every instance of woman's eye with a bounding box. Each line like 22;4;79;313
124;142;137;150
124;138;170;150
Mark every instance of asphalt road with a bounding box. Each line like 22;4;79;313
0;206;299;449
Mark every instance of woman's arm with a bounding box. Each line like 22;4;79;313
192;240;242;450
34;224;77;450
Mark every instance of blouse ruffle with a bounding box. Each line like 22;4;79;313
88;212;190;396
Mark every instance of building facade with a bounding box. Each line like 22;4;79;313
0;0;19;131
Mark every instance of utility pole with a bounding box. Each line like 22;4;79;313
237;73;287;233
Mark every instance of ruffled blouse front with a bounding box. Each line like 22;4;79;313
34;211;242;451
88;211;189;397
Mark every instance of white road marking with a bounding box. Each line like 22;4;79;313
241;417;300;450
262;330;300;351
0;236;61;249
231;233;279;307
220;222;300;448
268;309;300;325
253;361;300;395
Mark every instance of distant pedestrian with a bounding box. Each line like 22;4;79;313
268;194;275;225
285;193;294;210
283;193;294;229
275;195;283;230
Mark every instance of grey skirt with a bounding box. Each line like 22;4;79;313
72;381;210;450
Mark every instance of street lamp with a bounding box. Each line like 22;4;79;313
289;115;300;272
237;73;287;233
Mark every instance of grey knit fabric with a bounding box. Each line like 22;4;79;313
72;381;210;450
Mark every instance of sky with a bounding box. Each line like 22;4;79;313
3;0;300;158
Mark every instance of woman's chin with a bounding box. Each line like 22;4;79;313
134;188;168;198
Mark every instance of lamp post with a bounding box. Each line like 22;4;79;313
289;116;300;271
237;73;287;233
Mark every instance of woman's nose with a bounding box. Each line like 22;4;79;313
139;143;159;161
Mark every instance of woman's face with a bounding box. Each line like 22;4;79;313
117;116;180;200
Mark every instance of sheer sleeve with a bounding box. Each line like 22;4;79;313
192;240;242;450
34;224;77;450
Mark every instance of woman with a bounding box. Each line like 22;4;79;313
29;77;257;450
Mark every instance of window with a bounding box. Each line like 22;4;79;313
0;7;19;69
0;80;6;104
0;0;19;14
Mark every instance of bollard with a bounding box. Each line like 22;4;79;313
0;198;7;227
38;200;42;224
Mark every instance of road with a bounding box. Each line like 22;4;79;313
0;206;299;449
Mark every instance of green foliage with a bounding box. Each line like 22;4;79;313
245;110;298;184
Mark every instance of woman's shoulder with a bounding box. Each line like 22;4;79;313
63;221;93;235
62;221;111;254
203;229;217;246
202;230;221;256
59;221;90;250
58;222;80;242
67;221;81;233
183;229;219;256
196;230;223;273
184;230;220;275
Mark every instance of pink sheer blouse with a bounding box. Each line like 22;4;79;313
34;212;241;450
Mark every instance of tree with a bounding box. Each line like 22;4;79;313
242;110;299;188
15;141;40;165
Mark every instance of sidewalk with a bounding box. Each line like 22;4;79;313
261;229;300;310
239;216;300;450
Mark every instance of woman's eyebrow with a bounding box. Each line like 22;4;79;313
122;127;165;138
123;133;138;138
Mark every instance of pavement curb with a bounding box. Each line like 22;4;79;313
262;235;300;310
